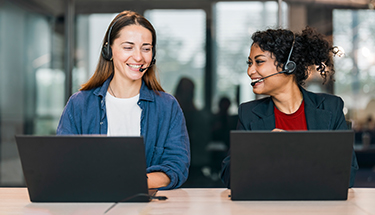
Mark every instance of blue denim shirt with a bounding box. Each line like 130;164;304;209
57;76;190;189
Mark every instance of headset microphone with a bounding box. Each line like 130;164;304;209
251;71;286;86
250;38;296;87
139;59;156;72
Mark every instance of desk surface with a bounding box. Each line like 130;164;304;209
1;188;375;215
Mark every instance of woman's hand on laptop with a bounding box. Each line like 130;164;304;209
272;128;286;132
147;172;171;189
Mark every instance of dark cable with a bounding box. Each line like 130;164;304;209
104;193;168;214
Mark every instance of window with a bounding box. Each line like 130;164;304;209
145;10;206;109
333;9;375;146
213;1;288;114
0;1;64;185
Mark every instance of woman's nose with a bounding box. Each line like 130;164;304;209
247;64;255;77
132;49;142;62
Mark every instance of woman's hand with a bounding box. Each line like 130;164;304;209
272;128;285;132
147;172;171;189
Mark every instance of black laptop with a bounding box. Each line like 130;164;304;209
15;135;156;202
230;130;354;201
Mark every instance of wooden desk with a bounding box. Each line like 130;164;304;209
1;188;375;215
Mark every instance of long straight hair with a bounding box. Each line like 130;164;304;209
80;11;164;93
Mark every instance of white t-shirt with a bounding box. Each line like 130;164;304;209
105;92;141;136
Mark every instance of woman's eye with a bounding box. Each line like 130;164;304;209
123;47;132;50
142;47;152;52
256;60;264;64
246;61;252;66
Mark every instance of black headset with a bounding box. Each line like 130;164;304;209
101;19;117;61
283;38;296;74
101;17;156;66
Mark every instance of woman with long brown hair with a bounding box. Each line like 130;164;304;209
57;11;190;190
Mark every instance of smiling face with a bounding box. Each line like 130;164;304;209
247;43;293;96
111;24;153;84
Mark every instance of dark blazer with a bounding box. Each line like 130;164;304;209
220;87;359;188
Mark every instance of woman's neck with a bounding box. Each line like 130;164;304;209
271;83;303;114
109;75;142;98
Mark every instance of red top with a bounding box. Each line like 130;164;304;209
274;101;307;131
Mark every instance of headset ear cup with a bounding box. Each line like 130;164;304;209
107;46;113;60
285;61;296;74
151;47;156;65
101;42;113;61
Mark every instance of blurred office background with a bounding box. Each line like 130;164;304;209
1;0;375;187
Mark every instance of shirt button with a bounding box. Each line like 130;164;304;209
100;122;103;125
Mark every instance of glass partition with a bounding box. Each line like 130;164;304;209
0;1;64;186
213;1;288;115
333;10;375;149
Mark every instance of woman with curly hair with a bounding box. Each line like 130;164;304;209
220;26;358;188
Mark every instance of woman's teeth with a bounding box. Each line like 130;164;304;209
252;79;264;84
128;64;142;69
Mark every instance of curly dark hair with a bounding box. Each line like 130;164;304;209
251;26;335;86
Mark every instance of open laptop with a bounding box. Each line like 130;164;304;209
15;135;157;202
230;130;354;201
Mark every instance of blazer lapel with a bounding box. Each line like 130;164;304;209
248;88;332;131
301;88;331;130
251;97;276;130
